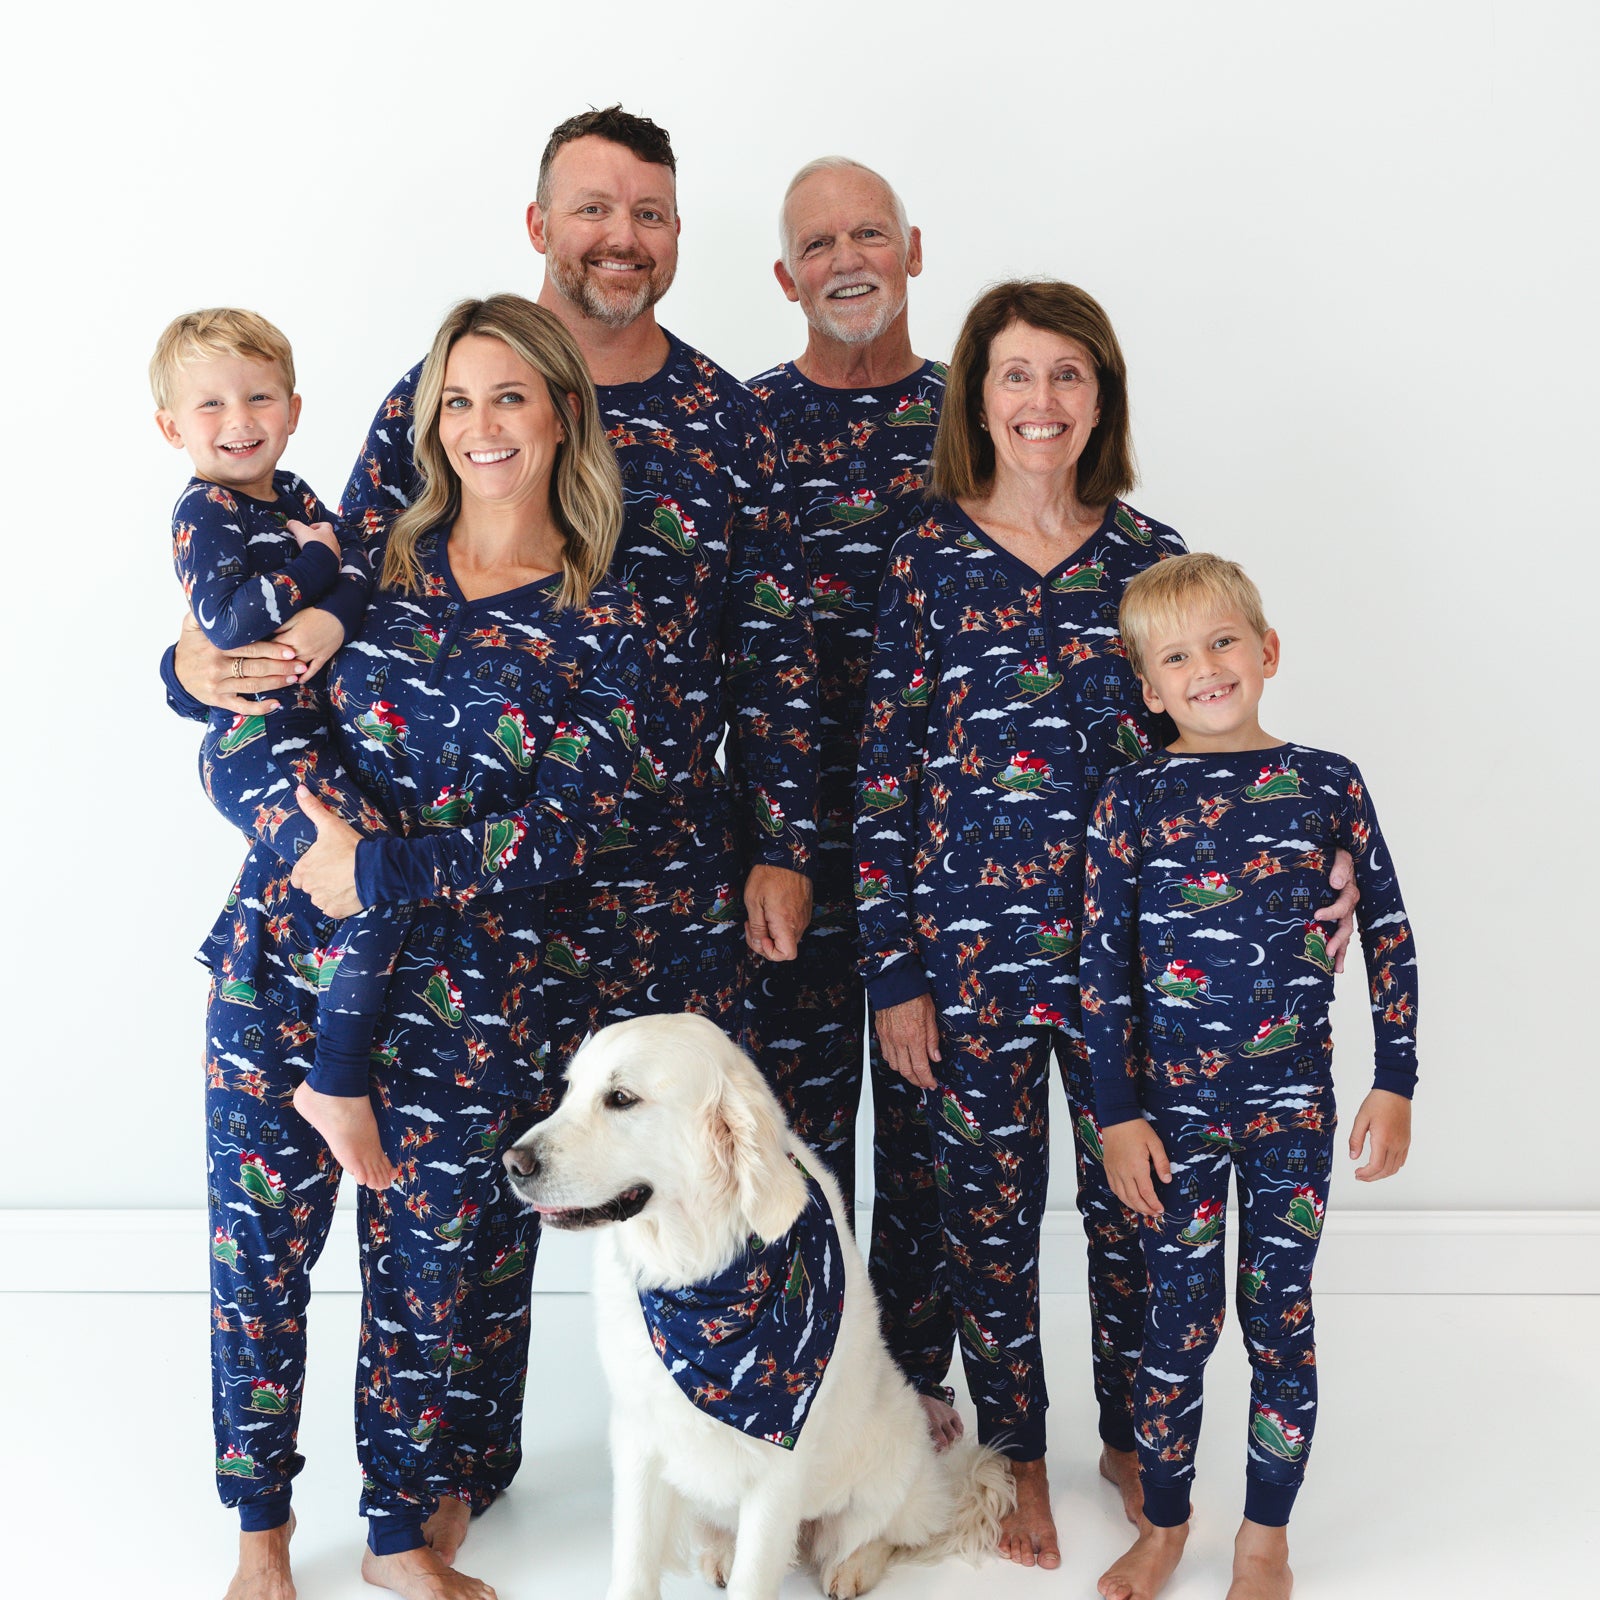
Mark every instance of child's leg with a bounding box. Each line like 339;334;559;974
290;904;413;1188
1130;1101;1233;1529
1235;1081;1336;1530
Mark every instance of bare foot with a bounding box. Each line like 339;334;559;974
999;1457;1060;1569
1226;1519;1293;1600
919;1391;965;1452
361;1543;496;1599
1098;1517;1188;1600
223;1514;296;1600
293;1080;395;1188
1099;1444;1144;1524
423;1497;471;1565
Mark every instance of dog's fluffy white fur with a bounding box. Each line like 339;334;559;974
504;1013;1015;1600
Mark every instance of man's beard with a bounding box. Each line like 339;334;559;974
547;249;674;330
811;276;906;346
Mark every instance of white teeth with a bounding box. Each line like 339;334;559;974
1194;685;1233;702
468;449;517;464
831;284;875;298
1016;424;1066;441
221;441;261;452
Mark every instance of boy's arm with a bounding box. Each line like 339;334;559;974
339;366;423;518
1339;761;1420;1098
304;486;378;638
174;483;339;650
1080;773;1147;1128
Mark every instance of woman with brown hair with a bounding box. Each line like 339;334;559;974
171;294;649;1600
853;280;1356;1567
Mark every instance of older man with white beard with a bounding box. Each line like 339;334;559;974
744;158;965;1450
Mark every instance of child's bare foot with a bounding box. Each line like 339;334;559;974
360;1544;496;1599
293;1080;395;1188
919;1391;965;1452
1098;1517;1188;1600
1099;1444;1144;1524
423;1497;471;1565
1226;1519;1293;1600
223;1514;296;1600
999;1456;1060;1568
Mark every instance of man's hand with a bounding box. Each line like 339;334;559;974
743;864;813;961
174;612;307;715
1348;1089;1412;1182
1102;1119;1171;1219
874;991;942;1090
1315;847;1361;971
274;607;346;680
287;517;340;558
288;785;363;918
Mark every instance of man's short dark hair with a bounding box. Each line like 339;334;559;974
537;105;676;208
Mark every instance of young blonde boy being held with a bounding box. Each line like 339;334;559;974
1080;553;1418;1600
155;308;403;1188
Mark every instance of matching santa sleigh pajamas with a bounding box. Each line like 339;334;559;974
853;498;1187;1458
169;522;651;1550
1081;743;1418;1526
743;360;947;1209
342;335;818;1061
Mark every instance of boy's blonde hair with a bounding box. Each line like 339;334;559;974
1119;552;1270;679
149;308;295;410
385;294;622;611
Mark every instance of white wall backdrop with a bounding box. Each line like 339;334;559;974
3;1;1594;1213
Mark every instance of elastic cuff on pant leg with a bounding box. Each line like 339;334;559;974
1098;1403;1136;1455
1140;1478;1192;1528
1243;1474;1299;1527
238;1497;292;1533
309;1011;377;1097
366;1514;427;1556
982;1416;1047;1462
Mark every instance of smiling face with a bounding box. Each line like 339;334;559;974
1138;605;1281;751
435;334;568;515
980;321;1101;491
529;134;679;329
155;354;299;500
776;166;921;347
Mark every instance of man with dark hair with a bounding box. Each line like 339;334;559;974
340;105;818;1067
744;156;962;1451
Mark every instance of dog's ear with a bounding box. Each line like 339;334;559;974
705;1048;808;1242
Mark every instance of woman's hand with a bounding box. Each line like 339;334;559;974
288;786;363;917
1101;1119;1172;1219
874;992;942;1090
274;607;346;680
174;612;308;715
1315;847;1361;970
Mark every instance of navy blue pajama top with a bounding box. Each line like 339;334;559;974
1080;743;1419;1125
340;332;819;877
171;471;371;648
852;498;1187;1029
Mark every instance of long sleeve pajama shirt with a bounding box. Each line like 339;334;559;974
742;359;947;1210
171;470;402;1094
169;520;650;1550
341;334;818;1061
852;497;1186;1457
1081;743;1417;1526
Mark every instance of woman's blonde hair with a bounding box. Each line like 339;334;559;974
1118;552;1271;680
384;295;622;608
929;279;1135;507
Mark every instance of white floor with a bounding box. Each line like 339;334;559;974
4;1289;1593;1598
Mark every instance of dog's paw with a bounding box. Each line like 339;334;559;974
695;1523;735;1589
822;1538;893;1599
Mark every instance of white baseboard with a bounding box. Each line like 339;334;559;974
4;1207;1596;1296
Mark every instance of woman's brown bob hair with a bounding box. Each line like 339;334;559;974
929;279;1136;507
383;295;623;608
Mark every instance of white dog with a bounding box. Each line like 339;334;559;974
503;1013;1015;1600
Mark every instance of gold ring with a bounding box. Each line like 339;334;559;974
231;657;246;679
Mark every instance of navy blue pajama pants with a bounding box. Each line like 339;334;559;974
1134;1074;1336;1528
205;976;540;1551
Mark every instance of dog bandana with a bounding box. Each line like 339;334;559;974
638;1158;845;1449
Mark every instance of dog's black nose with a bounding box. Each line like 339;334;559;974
502;1143;540;1179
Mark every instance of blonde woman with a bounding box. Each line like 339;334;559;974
170;296;649;1600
